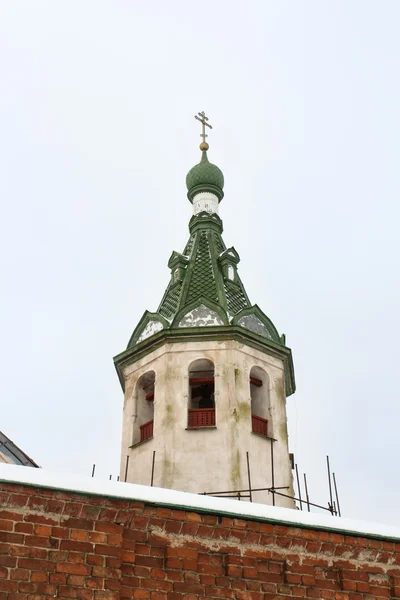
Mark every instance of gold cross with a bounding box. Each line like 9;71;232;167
194;111;212;149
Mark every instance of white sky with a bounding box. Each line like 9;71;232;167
1;1;399;525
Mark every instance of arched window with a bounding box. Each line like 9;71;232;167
250;366;270;437
132;370;155;445
227;265;234;281
187;359;215;428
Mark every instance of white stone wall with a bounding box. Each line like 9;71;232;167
192;192;219;215
119;340;294;508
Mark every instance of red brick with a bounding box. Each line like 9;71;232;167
0;532;24;544
18;558;55;571
24;535;56;548
0;518;14;531
116;510;132;525
65;517;94;530
63;502;83;517
173;583;204;594
60;540;93;552
166;547;198;560
134;591;150;599
89;531;107;543
151;593;167;600
0;580;18;592
135;556;163;568
87;577;105;589
67;574;85;585
108;534;123;545
24;514;58;526
92;566;121;579
1;479;399;600
69;551;86;564
10;568;29;581
30;570;48;583
33;524;52;536
181;523;199;536
15;523;33;534
0;510;23;521
56;562;90;575
46;499;65;514
88;554;104;566
0;555;17;567
8;495;28;508
122;551;135;564
186;512;202;523
97;522;123;534
94;592;119;600
95;544;122;557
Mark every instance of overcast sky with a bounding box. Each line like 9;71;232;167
1;1;399;525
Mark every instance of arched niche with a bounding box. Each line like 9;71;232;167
250;365;270;437
132;370;155;445
187;359;216;428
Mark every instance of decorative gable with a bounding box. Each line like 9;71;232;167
237;315;272;339
232;305;282;344
178;304;224;328
127;312;169;348
136;320;163;343
218;247;240;264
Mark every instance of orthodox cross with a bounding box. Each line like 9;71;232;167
194;111;212;144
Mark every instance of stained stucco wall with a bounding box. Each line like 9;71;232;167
119;340;294;508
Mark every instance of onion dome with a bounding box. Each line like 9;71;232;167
186;150;224;203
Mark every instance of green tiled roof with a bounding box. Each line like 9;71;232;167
186;232;218;304
154;214;251;328
126;151;287;357
186;150;224;202
116;146;296;396
159;281;182;320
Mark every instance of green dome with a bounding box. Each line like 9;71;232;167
186;150;224;203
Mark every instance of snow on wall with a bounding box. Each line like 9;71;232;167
1;463;400;541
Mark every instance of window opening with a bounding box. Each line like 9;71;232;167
132;371;155;445
250;366;269;437
188;359;215;427
227;265;234;280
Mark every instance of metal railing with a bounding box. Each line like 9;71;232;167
252;414;268;436
188;408;215;428
140;420;154;442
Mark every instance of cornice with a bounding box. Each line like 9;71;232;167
113;325;295;397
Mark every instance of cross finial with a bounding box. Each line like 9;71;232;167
194;111;212;150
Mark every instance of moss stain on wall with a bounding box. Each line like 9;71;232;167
164;403;174;428
231;449;241;485
162;456;173;488
279;420;289;442
123;377;136;410
238;401;250;419
275;376;285;405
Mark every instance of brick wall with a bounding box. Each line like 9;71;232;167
0;481;400;600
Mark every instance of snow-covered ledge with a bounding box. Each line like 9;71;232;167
0;463;399;542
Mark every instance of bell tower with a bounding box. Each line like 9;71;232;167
114;113;296;507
